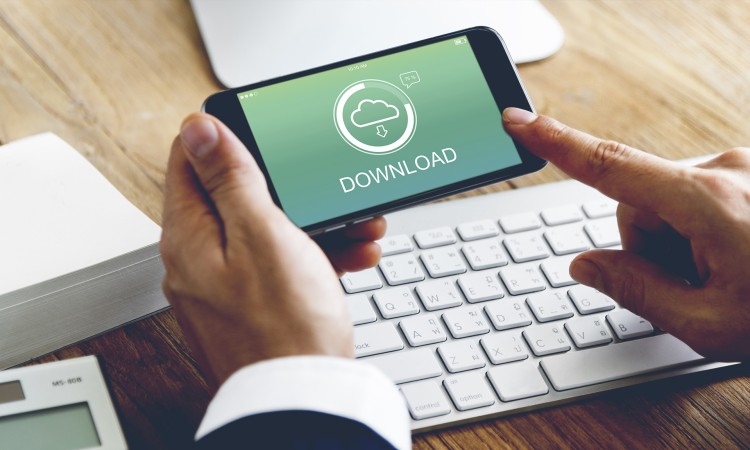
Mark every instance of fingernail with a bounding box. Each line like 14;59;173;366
181;118;219;158
570;258;603;290
503;107;537;125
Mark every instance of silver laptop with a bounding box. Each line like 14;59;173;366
191;0;564;87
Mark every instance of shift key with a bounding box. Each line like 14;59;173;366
353;322;404;357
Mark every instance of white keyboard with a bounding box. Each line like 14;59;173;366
340;178;731;432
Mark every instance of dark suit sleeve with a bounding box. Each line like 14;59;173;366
196;410;398;450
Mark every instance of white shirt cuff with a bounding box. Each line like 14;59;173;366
195;355;411;450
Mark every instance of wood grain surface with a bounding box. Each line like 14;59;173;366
1;0;749;448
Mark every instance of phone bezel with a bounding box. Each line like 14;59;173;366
204;26;546;235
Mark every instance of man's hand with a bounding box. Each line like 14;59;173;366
503;107;750;361
160;113;385;387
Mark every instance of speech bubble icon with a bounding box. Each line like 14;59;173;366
399;71;420;89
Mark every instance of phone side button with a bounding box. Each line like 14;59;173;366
353;216;374;224
325;224;347;232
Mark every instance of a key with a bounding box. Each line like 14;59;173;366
346;294;377;325
544;224;590;255
457;271;505;303
420;246;467;278
400;380;452;419
499;264;547;295
415;279;463;311
480;332;528;364
376;234;414;256
442;306;491;338
487;360;549;401
353;322;404;357
582;199;618;218
437;340;486;373
443;372;496;411
504;232;550;262
541;204;584;226
523;323;571;356
462;239;509;270
457;219;500;241
400;313;448;346
364;348;443;384
527;291;575;322
568;285;616;314
585;217;621;248
340;268;382;293
414;226;457;249
484;299;532;330
607;309;654;340
540;334;703;391
379;253;425;286
565;316;613;348
540;255;577;288
373;287;420;319
499;212;542;233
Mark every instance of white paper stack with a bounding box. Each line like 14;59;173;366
0;133;168;369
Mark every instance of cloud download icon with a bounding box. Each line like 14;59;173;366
334;79;417;155
350;99;400;128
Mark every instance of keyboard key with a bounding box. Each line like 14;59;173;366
484;300;532;330
400;313;448;346
414;226;457;249
438;340;486;373
443;306;491;338
379;253;425;286
568;285;616;314
421;246;467;278
346;294;377;325
499;212;542;233
365;348;443;384
353;322;404;357
416;279;463;311
401;380;452;419
585;217;621;248
457;272;505;303
607;309;654;340
340;268;382;293
540;255;577;287
527;291;575;322
487;361;549;401
565;316;613;348
544;224;590;255
462;239;509;270
443;372;496;411
480;332;528;364
541;204;584;226
499;264;547;295
373;287;420;319
523;323;571;356
582;199;618;218
457;219;500;241
377;234;414;256
504;232;550;262
540;334;704;391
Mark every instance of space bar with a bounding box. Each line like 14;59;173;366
540;334;704;391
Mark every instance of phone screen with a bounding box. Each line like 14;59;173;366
236;35;522;229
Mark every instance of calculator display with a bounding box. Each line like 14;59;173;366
0;402;101;450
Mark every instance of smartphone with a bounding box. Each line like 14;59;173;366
204;26;546;235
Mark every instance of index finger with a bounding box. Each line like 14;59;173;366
502;108;691;215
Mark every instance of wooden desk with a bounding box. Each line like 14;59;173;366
2;0;749;447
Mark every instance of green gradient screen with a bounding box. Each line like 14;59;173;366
238;36;521;228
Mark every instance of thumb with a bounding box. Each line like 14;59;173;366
178;113;275;223
569;249;699;335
